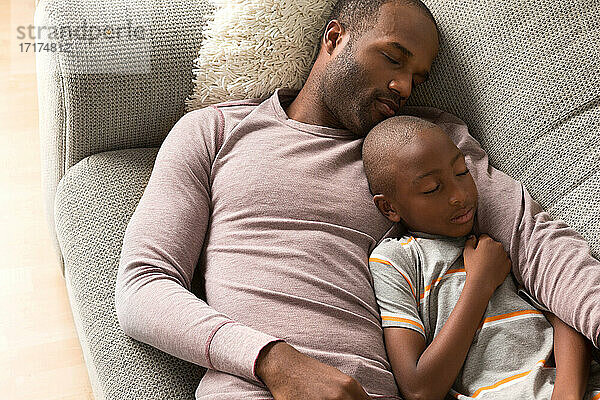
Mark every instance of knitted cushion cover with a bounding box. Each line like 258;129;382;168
408;1;600;257
55;149;207;400
35;0;215;275
186;0;599;257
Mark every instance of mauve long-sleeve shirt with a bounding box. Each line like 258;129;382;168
115;89;600;399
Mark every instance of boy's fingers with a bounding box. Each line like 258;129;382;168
465;235;477;249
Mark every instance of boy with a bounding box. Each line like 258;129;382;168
362;115;600;399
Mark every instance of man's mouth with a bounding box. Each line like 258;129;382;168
450;207;475;224
376;98;399;118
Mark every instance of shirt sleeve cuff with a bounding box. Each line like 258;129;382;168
517;288;550;312
206;321;284;383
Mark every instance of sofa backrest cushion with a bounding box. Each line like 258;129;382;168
410;1;600;256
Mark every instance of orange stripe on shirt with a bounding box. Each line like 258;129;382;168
381;316;424;331
399;237;413;246
478;309;543;329
470;360;547;397
369;257;416;300
592;393;600;400
420;268;466;300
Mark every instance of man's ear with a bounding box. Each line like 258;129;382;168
373;194;402;223
322;20;346;55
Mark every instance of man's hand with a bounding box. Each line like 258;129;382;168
463;234;511;295
256;341;371;400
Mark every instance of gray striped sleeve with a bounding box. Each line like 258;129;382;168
369;239;425;338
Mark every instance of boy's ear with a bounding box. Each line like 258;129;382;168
373;194;402;223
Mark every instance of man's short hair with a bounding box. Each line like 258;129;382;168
362;115;438;196
326;0;439;43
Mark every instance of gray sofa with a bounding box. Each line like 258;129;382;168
36;0;599;399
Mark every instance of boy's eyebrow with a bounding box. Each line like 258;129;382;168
412;152;464;184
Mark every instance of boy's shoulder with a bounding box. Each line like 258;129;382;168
370;235;419;268
371;234;463;265
373;235;417;253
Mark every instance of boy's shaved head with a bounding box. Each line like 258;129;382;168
362;115;439;196
363;116;478;237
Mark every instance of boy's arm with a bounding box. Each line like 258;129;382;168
543;311;591;400
384;276;495;400
381;235;511;400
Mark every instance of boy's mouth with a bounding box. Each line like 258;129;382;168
450;207;475;224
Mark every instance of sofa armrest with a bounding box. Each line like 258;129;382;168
35;0;214;274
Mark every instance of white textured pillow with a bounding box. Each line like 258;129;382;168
186;0;336;111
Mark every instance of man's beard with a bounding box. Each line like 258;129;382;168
320;43;379;137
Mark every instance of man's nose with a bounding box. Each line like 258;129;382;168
389;73;412;102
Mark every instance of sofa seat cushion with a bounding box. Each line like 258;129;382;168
54;147;206;400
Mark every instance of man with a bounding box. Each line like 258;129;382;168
115;0;600;399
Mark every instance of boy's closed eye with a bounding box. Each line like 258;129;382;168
423;185;439;194
421;169;470;194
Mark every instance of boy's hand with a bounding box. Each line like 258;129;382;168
463;234;511;295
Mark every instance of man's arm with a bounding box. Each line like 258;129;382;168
543;311;591;400
413;107;600;348
115;107;282;383
256;342;370;400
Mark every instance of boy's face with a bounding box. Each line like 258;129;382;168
376;127;478;237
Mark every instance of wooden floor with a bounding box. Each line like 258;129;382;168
1;0;95;398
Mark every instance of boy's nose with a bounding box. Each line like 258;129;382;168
449;185;468;206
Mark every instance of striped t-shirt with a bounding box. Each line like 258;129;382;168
369;232;600;399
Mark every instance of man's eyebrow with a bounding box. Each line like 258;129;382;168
412;151;464;184
390;42;413;58
389;42;430;82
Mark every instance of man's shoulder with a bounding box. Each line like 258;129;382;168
184;95;275;140
402;106;468;127
185;96;266;121
213;97;266;109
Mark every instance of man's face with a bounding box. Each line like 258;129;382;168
386;127;478;238
320;3;439;136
